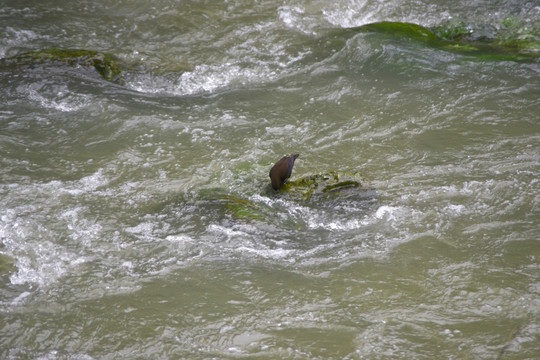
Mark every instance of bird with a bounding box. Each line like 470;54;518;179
269;154;299;190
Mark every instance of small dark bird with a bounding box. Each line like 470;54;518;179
269;154;299;190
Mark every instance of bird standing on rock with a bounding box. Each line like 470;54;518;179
269;154;299;190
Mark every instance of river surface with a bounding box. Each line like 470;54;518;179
1;1;539;359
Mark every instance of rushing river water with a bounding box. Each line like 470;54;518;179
1;0;540;359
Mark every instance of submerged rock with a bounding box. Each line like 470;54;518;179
0;49;127;84
195;188;268;222
220;194;267;221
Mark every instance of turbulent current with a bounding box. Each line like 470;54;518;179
1;1;539;359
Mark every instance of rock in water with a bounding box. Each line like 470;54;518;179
269;154;299;190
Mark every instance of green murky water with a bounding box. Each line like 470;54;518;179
1;1;539;358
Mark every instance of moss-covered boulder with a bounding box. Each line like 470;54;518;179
433;17;540;56
1;49;126;84
282;171;374;200
344;21;539;61
192;172;376;222
351;22;442;44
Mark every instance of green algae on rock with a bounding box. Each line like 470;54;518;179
282;171;373;200
431;20;473;42
1;49;126;84
351;21;442;44
433;18;540;57
344;21;539;61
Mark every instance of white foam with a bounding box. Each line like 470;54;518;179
237;246;293;259
125;222;156;236
322;2;379;28
25;85;92;112
1;27;40;58
165;234;192;243
78;168;108;192
374;205;398;220
8;240;86;288
446;204;465;213
0;171;112;288
265;124;297;136
11;291;32;306
307;212;370;230
278;6;306;28
128;62;269;96
208;224;249;239
176;63;263;95
59;169;110;196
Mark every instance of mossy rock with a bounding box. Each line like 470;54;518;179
351;21;442;44
282;171;373;200
494;18;540;56
344;21;539;61
213;172;375;220
433;18;539;57
1;49;126;84
349;21;480;53
432;20;473;42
